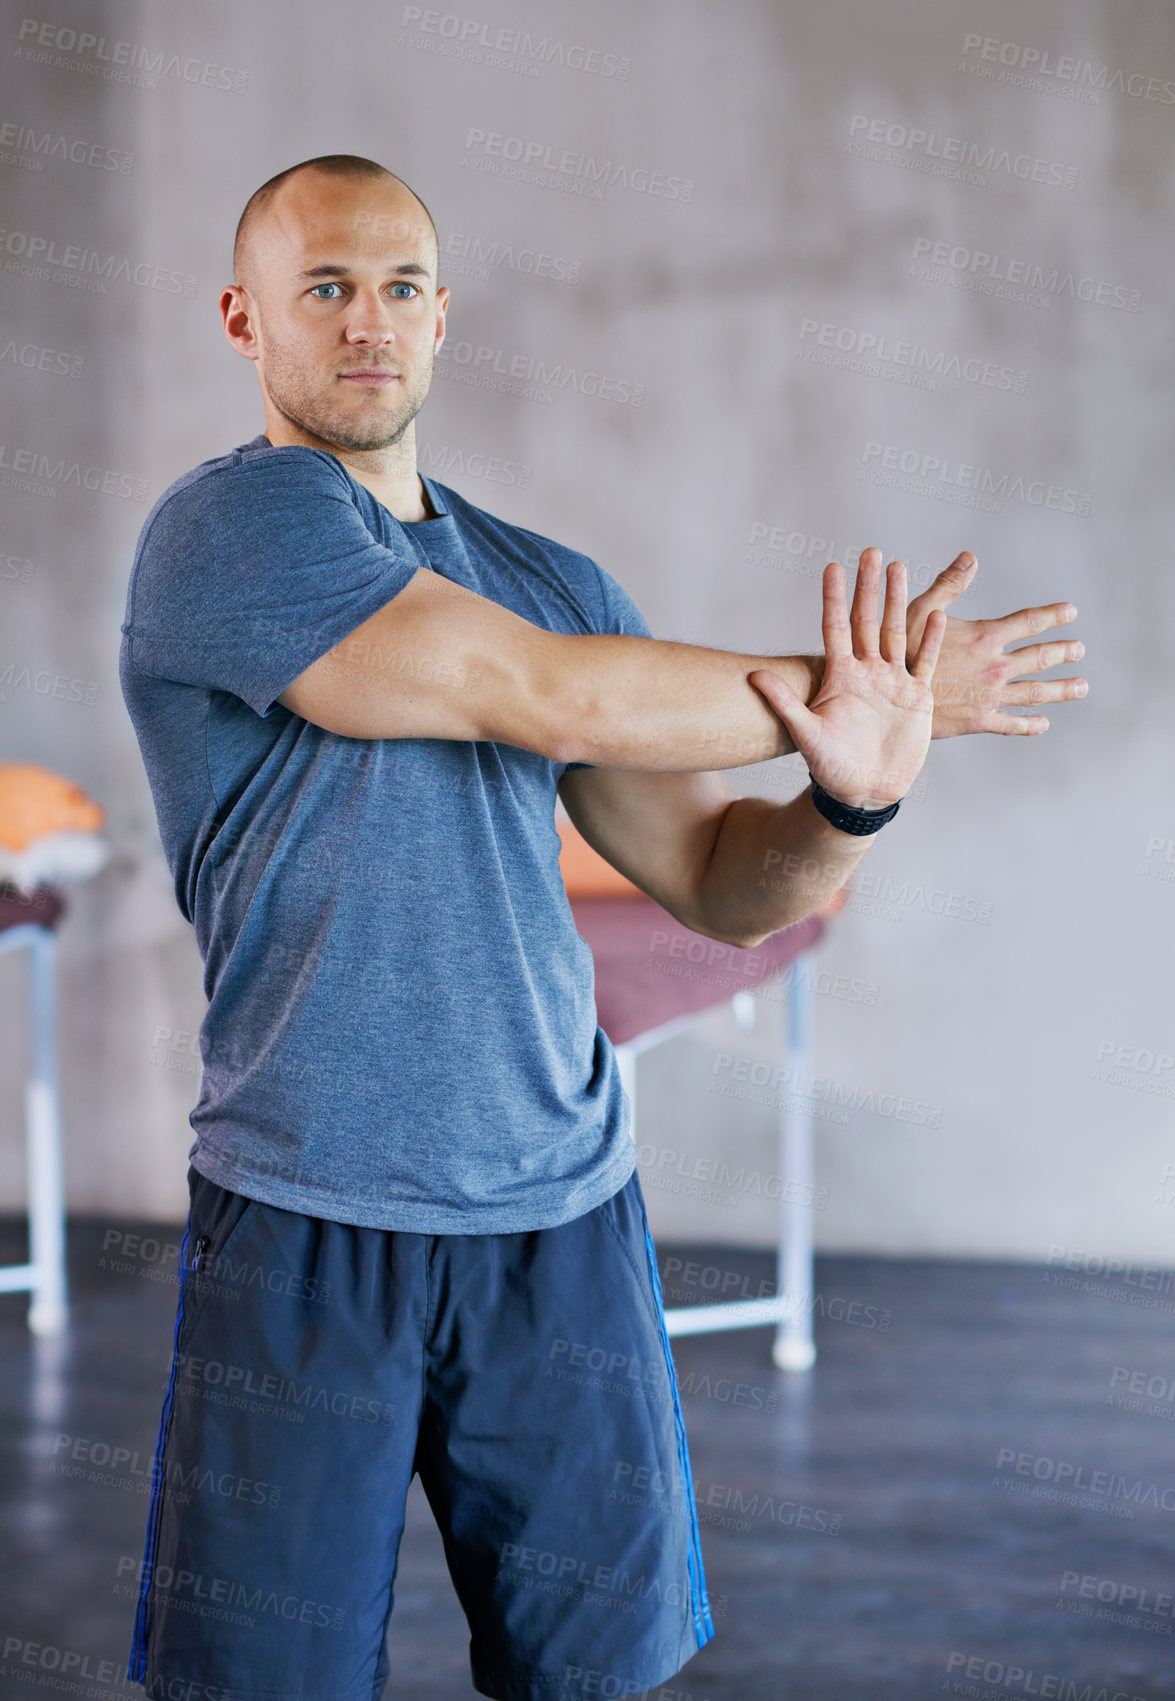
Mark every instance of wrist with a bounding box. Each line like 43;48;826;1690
808;776;904;836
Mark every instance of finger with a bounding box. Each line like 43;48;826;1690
821;561;853;662
909;606;947;682
1002;637;1085;678
879;560;908;665
907;551;977;614
999;676;1089;707
850;547;882;657
986;600;1078;644
990;710;1050;734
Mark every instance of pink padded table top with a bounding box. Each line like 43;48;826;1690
0;882;66;935
569;895;826;1047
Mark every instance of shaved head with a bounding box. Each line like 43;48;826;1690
219;155;450;467
233;154;438;293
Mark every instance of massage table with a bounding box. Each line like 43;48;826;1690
559;812;842;1370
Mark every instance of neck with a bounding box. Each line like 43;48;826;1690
261;412;433;522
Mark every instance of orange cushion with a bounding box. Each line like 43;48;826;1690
0;764;104;851
556;815;642;897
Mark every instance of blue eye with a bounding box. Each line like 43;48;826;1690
391;282;418;298
311;283;342;298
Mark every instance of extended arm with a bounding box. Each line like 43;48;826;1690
277;566;825;773
562;553;946;946
277;549;1086;763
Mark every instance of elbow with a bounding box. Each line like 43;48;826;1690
679;904;768;953
530;640;600;767
727;929;770;950
528;700;589;768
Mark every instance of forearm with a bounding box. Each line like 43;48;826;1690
692;784;876;947
548;638;824;772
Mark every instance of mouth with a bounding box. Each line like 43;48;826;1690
338;370;400;387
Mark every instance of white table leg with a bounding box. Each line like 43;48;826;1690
616;1042;637;1152
773;951;816;1371
26;926;68;1335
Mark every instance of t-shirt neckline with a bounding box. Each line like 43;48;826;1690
247;432;451;525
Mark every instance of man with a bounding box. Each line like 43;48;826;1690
118;154;1086;1701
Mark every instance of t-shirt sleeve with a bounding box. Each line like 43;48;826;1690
123;450;421;719
561;559;654;773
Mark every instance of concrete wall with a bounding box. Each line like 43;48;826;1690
2;0;1170;1261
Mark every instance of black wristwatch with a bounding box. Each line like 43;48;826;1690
809;776;904;836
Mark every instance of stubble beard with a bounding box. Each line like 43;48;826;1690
261;337;434;453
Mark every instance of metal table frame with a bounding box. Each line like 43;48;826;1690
615;947;817;1371
0;921;68;1334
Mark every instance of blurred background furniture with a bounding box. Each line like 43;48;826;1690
0;882;69;1335
557;803;844;1370
0;765;109;1335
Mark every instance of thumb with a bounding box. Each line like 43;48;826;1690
919;552;977;613
748;668;819;763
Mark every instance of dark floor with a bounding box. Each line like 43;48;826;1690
2;1215;1173;1701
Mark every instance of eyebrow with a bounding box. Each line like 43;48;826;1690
295;262;432;280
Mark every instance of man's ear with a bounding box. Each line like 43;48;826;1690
434;283;450;354
220;284;260;360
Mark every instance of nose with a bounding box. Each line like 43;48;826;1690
344;288;397;346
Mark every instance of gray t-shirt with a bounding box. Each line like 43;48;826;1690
119;433;650;1233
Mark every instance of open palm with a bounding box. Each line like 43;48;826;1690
747;554;946;810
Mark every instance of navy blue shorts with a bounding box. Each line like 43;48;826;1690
126;1163;715;1700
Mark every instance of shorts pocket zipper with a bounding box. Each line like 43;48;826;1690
192;1233;211;1273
